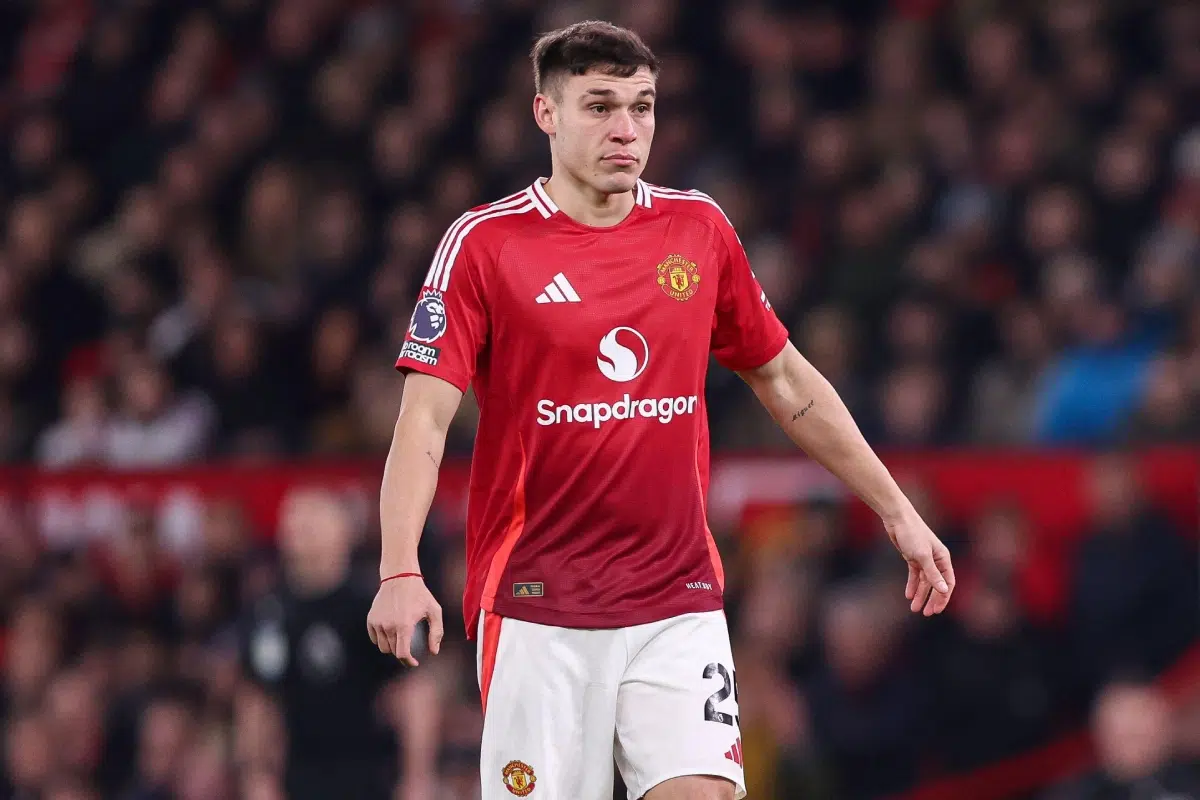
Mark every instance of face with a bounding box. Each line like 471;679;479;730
535;66;656;195
1095;684;1172;780
139;701;193;783
278;489;352;588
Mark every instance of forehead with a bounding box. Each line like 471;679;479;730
560;66;656;99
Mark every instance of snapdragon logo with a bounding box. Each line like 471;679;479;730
536;326;696;428
537;394;699;428
597;327;649;383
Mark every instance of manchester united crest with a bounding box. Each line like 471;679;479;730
657;254;700;301
502;760;537;796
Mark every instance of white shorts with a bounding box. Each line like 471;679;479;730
476;609;746;800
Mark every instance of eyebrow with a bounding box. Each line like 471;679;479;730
582;88;657;99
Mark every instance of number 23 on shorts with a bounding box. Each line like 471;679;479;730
702;662;740;728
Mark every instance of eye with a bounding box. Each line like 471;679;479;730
635;104;651;114
590;104;607;115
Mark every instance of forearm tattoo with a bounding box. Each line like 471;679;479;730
791;399;815;422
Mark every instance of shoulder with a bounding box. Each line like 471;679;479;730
425;186;547;289
446;187;549;248
640;180;735;230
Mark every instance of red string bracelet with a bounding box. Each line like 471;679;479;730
381;572;423;584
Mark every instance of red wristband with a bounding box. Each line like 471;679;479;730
381;572;423;584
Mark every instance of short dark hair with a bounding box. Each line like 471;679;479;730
531;20;659;98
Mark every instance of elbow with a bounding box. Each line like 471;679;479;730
393;406;446;448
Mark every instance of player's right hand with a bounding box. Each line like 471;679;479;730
367;576;444;666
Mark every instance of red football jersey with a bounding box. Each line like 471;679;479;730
396;179;789;638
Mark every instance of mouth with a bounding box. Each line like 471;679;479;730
602;154;638;166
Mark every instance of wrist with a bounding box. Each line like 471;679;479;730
380;559;422;581
381;571;423;584
878;497;917;527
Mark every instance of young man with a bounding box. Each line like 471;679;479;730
368;20;955;800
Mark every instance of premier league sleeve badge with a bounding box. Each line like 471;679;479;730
408;290;448;343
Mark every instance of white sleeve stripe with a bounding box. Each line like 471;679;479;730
647;187;731;225
638;179;653;208
646;185;712;199
436;201;537;291
425;193;529;289
647;186;716;203
424;194;525;288
426;192;528;288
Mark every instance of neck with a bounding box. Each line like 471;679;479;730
543;170;635;228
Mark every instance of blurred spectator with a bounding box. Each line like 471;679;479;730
195;304;293;459
35;374;110;468
806;582;923;799
1069;454;1199;698
44;778;100;800
1045;681;1200;800
1;709;55;800
964;501;1066;631
106;353;215;467
967;301;1053;444
733;561;831;798
120;690;199;799
872;361;950;445
238;488;440;800
3;596;63;714
44;667;107;782
925;572;1058;771
1124;353;1200;443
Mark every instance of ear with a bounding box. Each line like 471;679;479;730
533;93;557;136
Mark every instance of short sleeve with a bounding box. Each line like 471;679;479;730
709;213;789;372
394;227;490;393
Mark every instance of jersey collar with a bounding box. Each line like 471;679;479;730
527;177;653;219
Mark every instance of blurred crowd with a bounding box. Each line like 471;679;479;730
0;0;1199;464
0;0;1199;798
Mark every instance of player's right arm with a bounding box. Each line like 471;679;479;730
368;374;461;665
370;211;493;665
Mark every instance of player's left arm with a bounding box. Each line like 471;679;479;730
737;341;954;615
704;200;954;615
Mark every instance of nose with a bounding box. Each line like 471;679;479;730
609;111;637;145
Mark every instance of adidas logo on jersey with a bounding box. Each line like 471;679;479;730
535;273;581;304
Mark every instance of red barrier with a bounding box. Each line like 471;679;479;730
0;448;1195;549
4;450;1195;544
851;448;1200;544
0;460;387;550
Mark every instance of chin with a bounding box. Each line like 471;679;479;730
596;171;639;195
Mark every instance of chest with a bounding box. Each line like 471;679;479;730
489;222;721;370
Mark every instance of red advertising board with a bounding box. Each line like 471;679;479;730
0;448;1193;551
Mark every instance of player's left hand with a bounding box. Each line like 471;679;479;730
884;512;955;616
